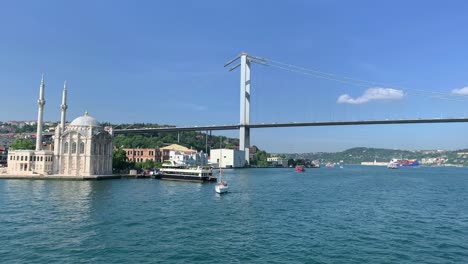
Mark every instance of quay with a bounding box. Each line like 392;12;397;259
0;174;124;181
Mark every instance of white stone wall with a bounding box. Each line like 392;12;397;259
7;150;54;175
54;123;113;176
169;150;208;166
210;149;246;168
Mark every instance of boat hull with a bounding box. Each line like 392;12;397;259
154;174;217;182
295;165;305;172
215;184;228;193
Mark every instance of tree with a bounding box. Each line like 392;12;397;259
141;159;156;170
250;149;269;166
295;159;305;165
10;139;35;150
113;148;132;172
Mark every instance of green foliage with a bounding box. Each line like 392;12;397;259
283;147;468;166
250;150;269;166
10;139;35;150
113;131;239;153
113;148;133;172
295;159;305;165
135;159;159;170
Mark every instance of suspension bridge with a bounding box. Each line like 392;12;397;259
113;53;468;163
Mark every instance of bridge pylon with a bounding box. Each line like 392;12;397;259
239;53;251;164
225;53;265;165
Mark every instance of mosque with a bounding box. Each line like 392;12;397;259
6;76;113;178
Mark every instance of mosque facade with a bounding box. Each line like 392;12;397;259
7;77;113;178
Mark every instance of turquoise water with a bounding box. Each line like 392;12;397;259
1;166;467;263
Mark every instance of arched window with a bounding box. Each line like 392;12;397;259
72;142;77;154
64;142;69;153
79;142;85;154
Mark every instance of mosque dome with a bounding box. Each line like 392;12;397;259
70;112;101;127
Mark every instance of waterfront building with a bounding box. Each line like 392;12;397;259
168;150;208;166
159;144;197;163
52;113;113;176
267;156;288;167
210;148;246;168
6;77;113;178
123;148;160;163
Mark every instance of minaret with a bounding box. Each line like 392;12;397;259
35;74;46;151
60;81;67;133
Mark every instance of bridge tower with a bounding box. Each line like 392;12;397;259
239;53;251;164
225;53;263;165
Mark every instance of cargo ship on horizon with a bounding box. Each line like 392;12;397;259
387;158;420;168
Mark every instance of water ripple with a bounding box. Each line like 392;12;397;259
0;167;467;263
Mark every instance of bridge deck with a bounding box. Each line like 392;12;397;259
113;118;468;134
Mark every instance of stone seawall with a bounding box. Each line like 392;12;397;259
0;174;125;181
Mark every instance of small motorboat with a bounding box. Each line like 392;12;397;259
295;165;305;172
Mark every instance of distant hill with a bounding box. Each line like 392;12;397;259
282;147;468;166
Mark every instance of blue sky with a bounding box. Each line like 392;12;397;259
1;0;468;152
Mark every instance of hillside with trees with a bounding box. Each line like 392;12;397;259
283;147;468;166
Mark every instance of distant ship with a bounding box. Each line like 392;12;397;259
388;158;420;168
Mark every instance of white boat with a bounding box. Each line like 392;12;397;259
215;180;228;194
215;140;229;194
387;162;398;169
155;161;217;182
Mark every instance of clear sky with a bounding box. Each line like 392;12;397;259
1;0;468;153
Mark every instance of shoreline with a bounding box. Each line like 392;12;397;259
0;174;128;181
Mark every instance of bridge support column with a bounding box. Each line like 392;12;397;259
239;126;250;164
205;130;208;153
239;53;251;165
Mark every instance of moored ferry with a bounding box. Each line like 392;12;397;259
154;161;217;182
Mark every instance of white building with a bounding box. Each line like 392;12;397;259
7;149;54;175
210;149;246;168
267;157;288;167
169;150;208;166
52;113;113;176
7;76;113;178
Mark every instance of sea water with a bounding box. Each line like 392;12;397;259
1;166;467;263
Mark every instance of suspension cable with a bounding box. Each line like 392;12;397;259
250;54;468;102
